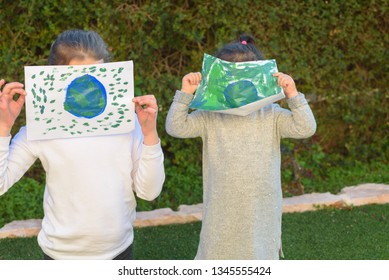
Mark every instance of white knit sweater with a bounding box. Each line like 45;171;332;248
0;117;165;259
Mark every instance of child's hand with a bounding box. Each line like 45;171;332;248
132;95;159;145
181;72;202;95
273;72;298;99
0;79;26;137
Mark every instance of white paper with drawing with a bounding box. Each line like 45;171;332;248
24;61;135;140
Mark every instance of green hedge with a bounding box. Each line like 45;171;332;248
0;0;388;223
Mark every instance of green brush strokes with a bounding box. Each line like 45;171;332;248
29;63;133;138
190;53;282;110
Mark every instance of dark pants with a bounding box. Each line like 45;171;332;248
43;244;133;260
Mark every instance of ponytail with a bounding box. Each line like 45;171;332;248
215;33;264;62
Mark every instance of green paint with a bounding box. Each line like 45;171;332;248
190;53;281;110
28;61;134;139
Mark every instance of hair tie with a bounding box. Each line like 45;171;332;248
241;40;247;45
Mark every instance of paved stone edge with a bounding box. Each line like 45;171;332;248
1;183;388;239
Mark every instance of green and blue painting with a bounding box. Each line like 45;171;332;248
25;61;134;140
64;74;107;118
190;54;285;115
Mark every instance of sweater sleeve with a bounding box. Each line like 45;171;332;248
131;117;165;201
165;90;207;138
0;127;38;196
276;93;317;139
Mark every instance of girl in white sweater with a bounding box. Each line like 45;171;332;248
0;29;165;260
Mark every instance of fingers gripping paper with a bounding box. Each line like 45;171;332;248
190;54;285;116
24;61;135;140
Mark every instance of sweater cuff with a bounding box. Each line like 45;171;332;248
173;90;194;105
286;92;308;109
142;139;163;158
0;135;11;152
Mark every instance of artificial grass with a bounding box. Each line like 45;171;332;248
0;203;388;260
282;204;389;259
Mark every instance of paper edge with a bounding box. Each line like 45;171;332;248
211;91;285;116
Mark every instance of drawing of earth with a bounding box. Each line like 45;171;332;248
64;74;107;118
223;80;259;108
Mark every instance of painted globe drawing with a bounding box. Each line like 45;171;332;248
64;74;107;118
223;80;259;108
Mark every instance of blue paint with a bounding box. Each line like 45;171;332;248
64;74;107;118
223;80;259;108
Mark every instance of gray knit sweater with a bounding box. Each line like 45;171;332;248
166;90;316;259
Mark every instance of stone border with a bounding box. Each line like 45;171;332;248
1;183;388;239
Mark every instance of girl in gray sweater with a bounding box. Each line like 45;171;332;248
166;34;316;259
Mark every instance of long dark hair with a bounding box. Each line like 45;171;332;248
215;33;264;62
48;29;111;65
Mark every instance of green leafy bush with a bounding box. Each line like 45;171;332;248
0;178;44;228
0;0;387;224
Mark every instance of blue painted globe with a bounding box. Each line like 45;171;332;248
223;80;259;108
64;74;107;118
